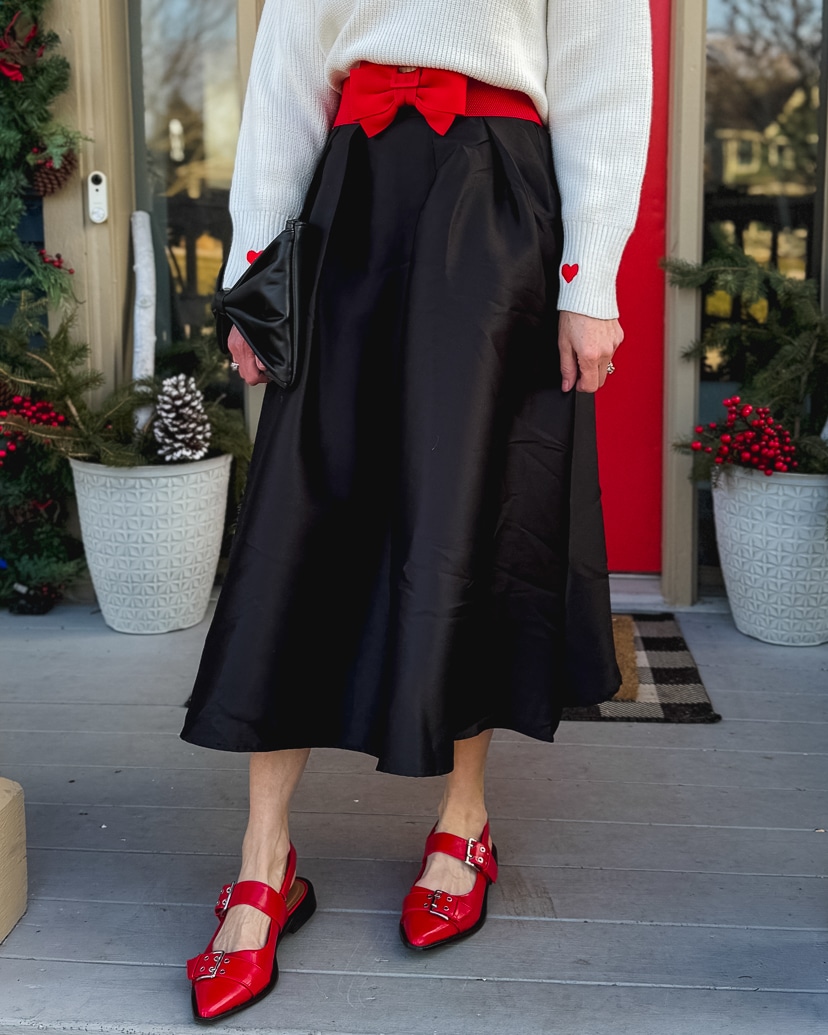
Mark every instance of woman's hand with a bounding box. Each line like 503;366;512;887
228;325;269;386
558;311;623;393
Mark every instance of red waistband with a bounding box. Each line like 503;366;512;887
333;62;542;138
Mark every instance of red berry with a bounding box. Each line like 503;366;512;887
691;441;702;451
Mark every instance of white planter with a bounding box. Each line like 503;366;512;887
70;454;231;634
712;465;828;646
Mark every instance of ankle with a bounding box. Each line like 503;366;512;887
238;831;291;889
436;801;488;841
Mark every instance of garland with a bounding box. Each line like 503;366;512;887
0;0;81;308
0;1;83;611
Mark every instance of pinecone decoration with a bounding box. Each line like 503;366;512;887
153;374;211;463
31;149;78;196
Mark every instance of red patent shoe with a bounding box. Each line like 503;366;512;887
187;844;316;1022
400;823;498;950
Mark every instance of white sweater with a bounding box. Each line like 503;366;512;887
226;0;653;320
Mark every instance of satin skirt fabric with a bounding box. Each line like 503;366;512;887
181;108;621;777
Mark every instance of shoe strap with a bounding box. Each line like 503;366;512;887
424;825;497;884
212;844;298;926
188;948;269;989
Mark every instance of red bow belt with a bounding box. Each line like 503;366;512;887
334;63;541;137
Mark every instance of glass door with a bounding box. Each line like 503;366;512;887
129;0;241;348
699;0;825;583
705;0;822;281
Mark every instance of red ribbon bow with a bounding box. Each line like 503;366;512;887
346;63;468;137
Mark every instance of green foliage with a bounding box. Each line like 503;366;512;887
0;428;85;609
0;0;83;306
0;300;252;607
0;298;251;471
663;234;828;475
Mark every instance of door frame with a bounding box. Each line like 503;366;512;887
660;0;707;606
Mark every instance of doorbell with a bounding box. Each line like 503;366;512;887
88;171;108;224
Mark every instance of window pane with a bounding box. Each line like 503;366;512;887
706;0;822;289
131;0;240;346
700;0;824;584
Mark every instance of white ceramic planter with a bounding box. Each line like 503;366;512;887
712;465;828;646
70;454;231;634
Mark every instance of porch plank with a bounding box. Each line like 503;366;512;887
24;848;828;930
5;689;827;729
4;734;827;790
0;958;825;1035
3;899;826;992
21;804;827;876
7;764;827;830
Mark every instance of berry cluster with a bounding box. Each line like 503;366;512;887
0;396;67;467
30;146;53;167
38;249;74;274
690;397;797;477
9;581;62;615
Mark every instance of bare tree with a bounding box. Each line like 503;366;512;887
707;0;822;184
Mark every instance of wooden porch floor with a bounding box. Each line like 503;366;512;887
0;601;826;1034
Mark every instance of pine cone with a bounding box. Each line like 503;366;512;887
32;149;78;196
153;374;212;463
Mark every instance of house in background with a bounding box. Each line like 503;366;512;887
37;0;828;606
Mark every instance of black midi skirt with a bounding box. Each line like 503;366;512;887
181;107;621;777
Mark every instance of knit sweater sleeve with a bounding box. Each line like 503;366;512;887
547;0;653;320
223;0;339;289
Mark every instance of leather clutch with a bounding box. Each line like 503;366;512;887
212;219;318;390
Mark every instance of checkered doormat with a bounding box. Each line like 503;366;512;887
562;613;721;723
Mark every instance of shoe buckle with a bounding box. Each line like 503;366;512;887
216;881;235;915
465;838;487;870
426;889;455;918
195;950;227;981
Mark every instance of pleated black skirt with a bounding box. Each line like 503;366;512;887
181;107;621;777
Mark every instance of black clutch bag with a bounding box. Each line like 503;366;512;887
212;219;319;390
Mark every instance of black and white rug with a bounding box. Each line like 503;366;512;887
562;612;722;723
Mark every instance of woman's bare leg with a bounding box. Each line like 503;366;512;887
212;748;310;953
418;730;494;896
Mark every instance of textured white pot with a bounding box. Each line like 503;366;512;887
70;454;231;634
712;465;828;646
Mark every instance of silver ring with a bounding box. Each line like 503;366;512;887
606;361;616;375
230;362;239;371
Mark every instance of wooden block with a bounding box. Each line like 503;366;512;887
0;777;27;943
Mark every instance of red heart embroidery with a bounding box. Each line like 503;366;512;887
246;249;263;265
562;263;579;284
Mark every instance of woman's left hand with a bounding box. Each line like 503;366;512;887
558;311;623;393
228;324;270;386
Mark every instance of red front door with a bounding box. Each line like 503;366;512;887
596;0;670;573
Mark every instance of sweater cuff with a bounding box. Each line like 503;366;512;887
221;208;294;290
557;221;633;320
